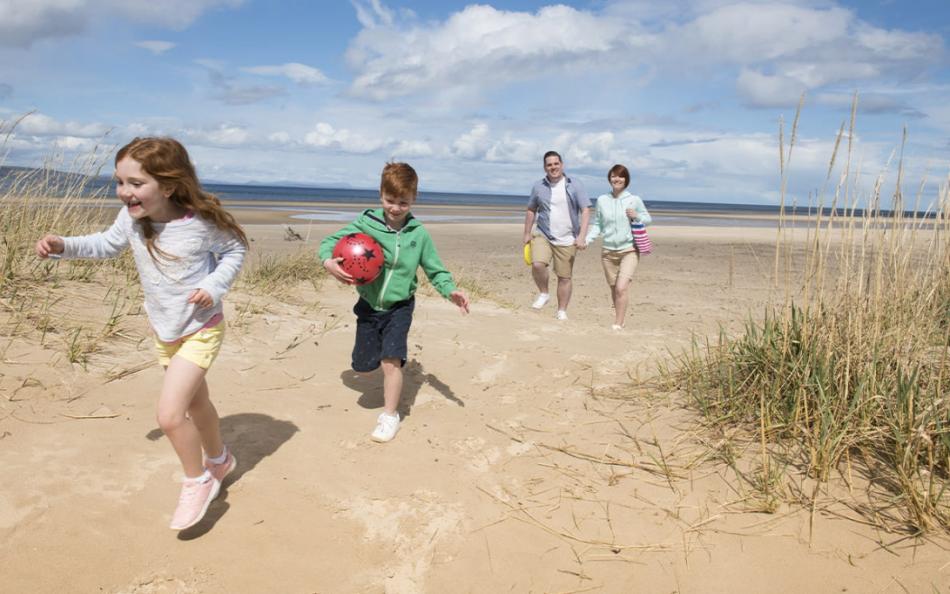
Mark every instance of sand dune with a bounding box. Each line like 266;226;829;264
0;220;945;593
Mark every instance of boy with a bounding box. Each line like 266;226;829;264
320;162;470;442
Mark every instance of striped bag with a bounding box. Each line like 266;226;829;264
630;221;653;255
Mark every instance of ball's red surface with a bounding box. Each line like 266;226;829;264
331;233;385;285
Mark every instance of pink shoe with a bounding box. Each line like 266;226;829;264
205;450;237;484
169;476;220;530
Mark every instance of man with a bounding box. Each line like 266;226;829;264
522;151;591;321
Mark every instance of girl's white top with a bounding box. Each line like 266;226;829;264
62;207;246;342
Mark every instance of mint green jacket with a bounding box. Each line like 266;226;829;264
585;191;652;251
318;208;458;311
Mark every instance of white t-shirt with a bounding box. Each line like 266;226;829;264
547;178;575;246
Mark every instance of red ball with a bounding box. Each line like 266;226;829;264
332;233;385;285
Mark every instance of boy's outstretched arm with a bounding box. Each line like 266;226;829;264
35;234;65;258
449;290;470;314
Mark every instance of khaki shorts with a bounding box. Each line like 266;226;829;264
601;249;639;286
531;235;577;279
154;323;225;369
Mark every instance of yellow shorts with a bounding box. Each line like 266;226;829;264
154;323;225;369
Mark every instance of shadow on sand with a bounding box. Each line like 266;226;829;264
340;359;464;418
146;413;299;539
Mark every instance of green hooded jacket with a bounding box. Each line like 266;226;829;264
318;208;458;311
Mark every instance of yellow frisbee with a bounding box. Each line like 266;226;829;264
523;242;532;265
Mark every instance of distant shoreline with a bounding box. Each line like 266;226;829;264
9;195;936;229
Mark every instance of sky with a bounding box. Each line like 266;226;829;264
1;0;948;208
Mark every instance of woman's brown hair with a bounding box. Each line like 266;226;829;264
607;164;630;189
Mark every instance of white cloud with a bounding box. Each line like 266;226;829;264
0;0;243;47
243;63;330;85
351;0;394;29
184;123;249;146
736;68;808;108
450;123;538;163
662;4;943;109
676;3;853;63
16;112;110;137
0;0;88;47
203;67;285;105
134;40;175;55
391;140;433;158
52;135;95;150
346;3;637;101
304;122;384;154
107;0;244;30
342;1;940;115
451;123;490;159
559;132;617;167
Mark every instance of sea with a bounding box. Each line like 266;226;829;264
197;181;787;226
1;166;925;227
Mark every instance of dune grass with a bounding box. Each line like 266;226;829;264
0;121;148;367
663;99;950;532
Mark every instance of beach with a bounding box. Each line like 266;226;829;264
0;207;946;593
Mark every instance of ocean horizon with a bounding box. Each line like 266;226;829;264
1;166;932;222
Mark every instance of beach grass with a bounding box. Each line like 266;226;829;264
0;121;147;367
663;100;950;532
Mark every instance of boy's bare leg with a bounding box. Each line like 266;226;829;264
157;357;209;478
187;377;224;460
556;277;572;311
381;358;403;415
531;262;549;294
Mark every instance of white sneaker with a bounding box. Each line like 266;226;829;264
531;293;550;309
371;412;400;442
611;324;623;331
555;310;568;321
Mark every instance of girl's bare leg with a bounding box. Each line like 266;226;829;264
187;377;224;460
156;357;211;478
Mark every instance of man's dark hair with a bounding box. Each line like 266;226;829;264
543;150;562;164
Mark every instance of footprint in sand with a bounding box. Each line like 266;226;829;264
116;573;204;594
337;490;464;594
452;437;501;472
473;357;507;384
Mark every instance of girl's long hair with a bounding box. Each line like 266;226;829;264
115;137;248;261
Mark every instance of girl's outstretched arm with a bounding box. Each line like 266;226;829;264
35;235;65;259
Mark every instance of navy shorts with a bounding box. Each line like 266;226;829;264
351;297;415;372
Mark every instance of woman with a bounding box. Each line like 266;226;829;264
584;164;651;330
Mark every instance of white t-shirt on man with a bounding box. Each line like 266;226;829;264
547;178;575;246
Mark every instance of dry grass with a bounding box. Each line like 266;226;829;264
0;118;146;367
663;98;950;533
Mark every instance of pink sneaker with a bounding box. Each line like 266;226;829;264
169;476;220;530
205;450;237;484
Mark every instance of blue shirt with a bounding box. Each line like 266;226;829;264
526;175;591;241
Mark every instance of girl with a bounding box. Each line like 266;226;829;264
35;137;248;530
584;164;652;330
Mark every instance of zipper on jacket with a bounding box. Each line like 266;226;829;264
376;228;401;309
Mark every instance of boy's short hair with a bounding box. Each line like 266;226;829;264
543;150;562;164
380;162;418;199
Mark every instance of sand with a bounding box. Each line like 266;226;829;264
0;209;946;593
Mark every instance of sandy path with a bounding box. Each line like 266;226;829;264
0;222;946;593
